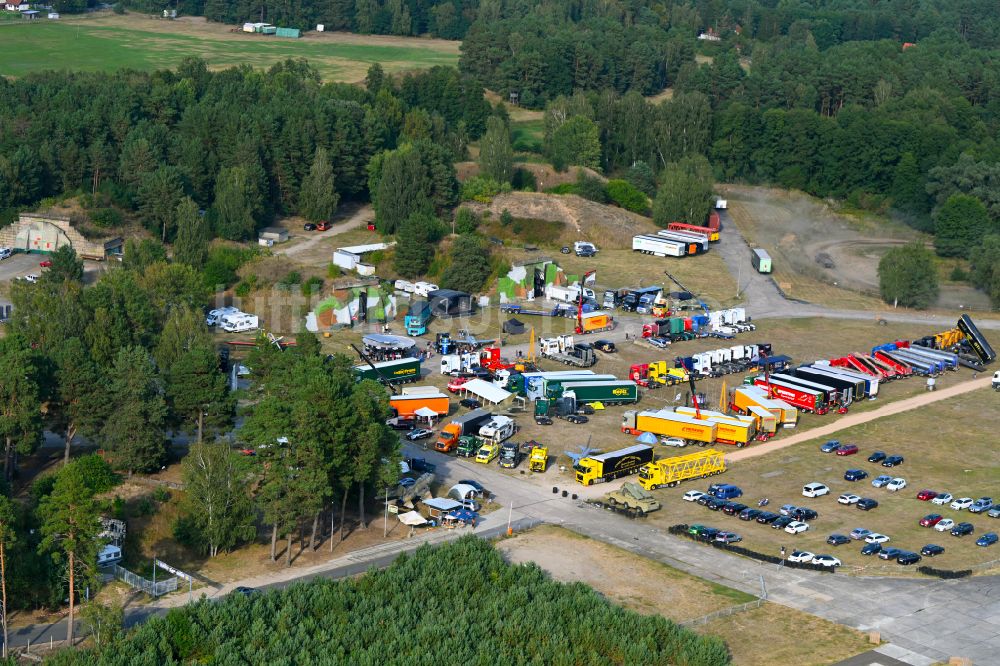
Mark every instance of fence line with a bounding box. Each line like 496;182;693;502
681;599;766;627
112;564;178;597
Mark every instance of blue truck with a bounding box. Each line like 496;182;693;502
405;301;432;336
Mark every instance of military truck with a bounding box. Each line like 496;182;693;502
603;482;661;515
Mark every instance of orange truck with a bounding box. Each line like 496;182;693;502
389;392;450;419
578;311;615;334
434;408;492;452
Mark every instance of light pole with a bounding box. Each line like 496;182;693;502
383;487;389;538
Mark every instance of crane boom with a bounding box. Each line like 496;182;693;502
575;270;597;334
664;272;709;316
350;343;400;395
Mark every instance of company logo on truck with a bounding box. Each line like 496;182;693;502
617;455;643;469
612;388;630;396
681;426;706;435
392;368;416;376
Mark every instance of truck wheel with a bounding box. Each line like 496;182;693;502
736;442;745;448
608;498;617;506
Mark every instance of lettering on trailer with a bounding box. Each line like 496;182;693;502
612;388;630;396
614;455;643;469
154;559;193;581
392;368;415;376
681;426;706;434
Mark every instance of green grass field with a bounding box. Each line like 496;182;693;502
0;15;458;80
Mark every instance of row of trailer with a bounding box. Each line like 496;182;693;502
620;408;760;448
631;212;724;259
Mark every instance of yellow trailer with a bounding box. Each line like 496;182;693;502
674;407;754;428
673;407;757;447
621;410;716;445
638;449;726;491
731;386;798;427
747;405;777;434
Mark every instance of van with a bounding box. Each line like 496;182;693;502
220;313;259;333
713;484;743;500
206;306;240;327
97;545;122;566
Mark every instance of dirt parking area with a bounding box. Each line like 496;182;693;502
496;526;871;665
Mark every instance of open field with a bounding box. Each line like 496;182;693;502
645;386;1000;574
0;14;459;80
497;526;872;666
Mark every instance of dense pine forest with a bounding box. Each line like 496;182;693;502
44;537;731;665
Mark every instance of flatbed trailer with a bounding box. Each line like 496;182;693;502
637;449;726;490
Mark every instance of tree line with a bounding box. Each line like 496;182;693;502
0;59;489;242
43;536;731;665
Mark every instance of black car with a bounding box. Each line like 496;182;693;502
564;414;589;424
882;455;904;467
791;507;818;521
867;451;886;463
560;246;571;254
827;534;851;546
697;527;721;542
771;516;794;529
738;508;762;521
921;544;945;557
857;498;879;511
460;398;482;409
844;469;868;482
576;405;595;415
860;541;882;555
756;511;780;524
234;586;259;596
594;340;617;353
534;416;553;426
696;494;715;507
897;551;922;565
722;502;748;516
303;223;316;231
951;522;975;537
707;498;727;511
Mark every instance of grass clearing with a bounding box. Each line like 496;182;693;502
511;118;544;153
497;525;870;666
0;14;458;80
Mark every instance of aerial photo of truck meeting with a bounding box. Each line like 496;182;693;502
3;2;1000;665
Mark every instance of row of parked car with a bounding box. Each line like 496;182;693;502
683;489;816;535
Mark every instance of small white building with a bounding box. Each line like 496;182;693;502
4;1;29;11
333;242;394;276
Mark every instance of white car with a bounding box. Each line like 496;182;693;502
787;550;815;563
811;554;842;567
951;497;974;511
931;493;953;506
886;478;907;492
661;437;687;448
838;493;861;505
0;247;12;260
785;521;809;534
865;533;890;544
682;490;705;502
22;274;39;283
802;483;830;498
934;518;956;532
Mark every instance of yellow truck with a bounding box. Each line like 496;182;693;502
730;386;798;427
529;445;548;472
648;361;688;386
621;410;716;445
638;449;726;491
475;441;499;464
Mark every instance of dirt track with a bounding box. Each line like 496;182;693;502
727;376;995;462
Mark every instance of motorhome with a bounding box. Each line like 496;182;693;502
220;313;259;333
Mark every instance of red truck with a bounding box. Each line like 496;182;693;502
753;377;829;415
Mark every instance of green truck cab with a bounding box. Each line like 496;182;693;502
456;435;482;458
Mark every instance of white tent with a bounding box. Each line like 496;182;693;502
397;511;428;526
447;483;479;501
460;378;512;405
414;405;438;426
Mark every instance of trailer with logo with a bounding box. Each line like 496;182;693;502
560;380;640;405
574;444;655;485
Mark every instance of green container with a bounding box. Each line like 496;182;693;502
561;381;639;405
276;27;301;38
261;26;276;34
352;358;420;383
669;318;684;334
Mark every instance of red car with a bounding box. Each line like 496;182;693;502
919;514;943;527
447;377;471;393
835;444;859;456
39;260;52;268
916;489;938;501
316;221;331;231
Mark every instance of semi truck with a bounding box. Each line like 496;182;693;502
353;357;421;384
672;407;756;447
479;415;516;443
404;300;432;336
621;287;663;312
434;408;493;452
633;234;685;257
668;222;719;242
560;380;640;405
532;373;616;400
538;336;597;367
499;441;522;468
752;377;828;414
602;482;661;514
630;362;687;387
456;435;483;457
621;410;717;445
529;445;548;471
637;449;726;491
574;444;655;485
389;392;450;418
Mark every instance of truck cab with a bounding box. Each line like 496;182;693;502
499;441;522;468
456;435;482;457
529;445;548;472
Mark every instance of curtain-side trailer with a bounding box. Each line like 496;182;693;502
730;386;798;426
633;235;685;257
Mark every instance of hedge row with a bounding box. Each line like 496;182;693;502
917;566;972;579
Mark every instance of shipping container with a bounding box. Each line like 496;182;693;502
750;248;772;273
353;357;421;384
389;392;449;418
575;444;654;485
275;27;301;37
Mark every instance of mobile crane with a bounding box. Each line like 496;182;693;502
665;271;710;316
574;270;597;335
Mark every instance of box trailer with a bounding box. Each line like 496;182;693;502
537;374;617;400
621;410;717;444
730;386;798;426
656;229;709;253
354;357;421;384
668;222;719;242
633;234;685;257
638;449;726;490
578;311;615;334
435;408;493;452
561;380;640;405
672;407;757;447
575;444;655;485
746;405;778;434
811;363;880;398
958;314;996;363
793;366;866;401
750;248;772;273
389;392;449;418
752;377;828;414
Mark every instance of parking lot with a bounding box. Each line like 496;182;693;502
0;252;44;282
